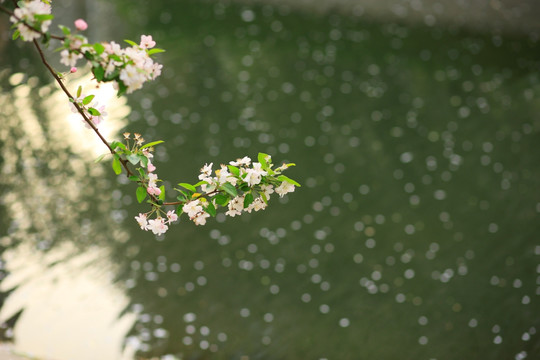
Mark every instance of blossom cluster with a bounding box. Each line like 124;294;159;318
60;29;163;94
129;150;298;234
9;0;52;42
173;153;298;228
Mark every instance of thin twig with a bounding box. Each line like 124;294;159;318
32;39;135;177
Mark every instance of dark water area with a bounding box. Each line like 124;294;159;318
1;0;539;359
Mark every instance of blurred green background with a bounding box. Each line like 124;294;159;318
0;0;539;359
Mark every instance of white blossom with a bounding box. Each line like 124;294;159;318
193;212;210;226
275;181;295;197
147;218;168;235
230;156;251;167
183;200;203;219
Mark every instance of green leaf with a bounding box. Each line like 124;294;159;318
221;183;238;198
128;175;139;182
34;14;54;21
110;141;127;151
193;180;208;188
277;175;301;187
59;25;71;35
260;192;268;205
124;39;138;46
12;30;20;40
93;65;105;82
158;185;166;201
82;94;95;105
227;165;240;176
147;48;166;55
176;190;189;201
243;192;254;208
136;186;146;203
93;43;105;55
205;202;216;217
178;183;196;193
258;152;270;170
88;107;101;116
94;153;107;163
112;155;122;175
116;81;127;96
214;194;230;206
140;140;164;150
138;168;146;178
126;154;140;165
109;54;122;62
77;85;82;98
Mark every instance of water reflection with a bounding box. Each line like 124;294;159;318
0;71;134;358
1;0;540;359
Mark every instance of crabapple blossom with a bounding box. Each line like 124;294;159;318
60;49;83;67
276;181;295;197
140;35;156;49
183;200;203;219
74;18;88;31
147;218;168;235
244;162;267;186
230;156;251;167
166;210;178;223
193;212;210;226
135;213;148;230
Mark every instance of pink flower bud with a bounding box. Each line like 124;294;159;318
74;19;88;31
70;67;77;73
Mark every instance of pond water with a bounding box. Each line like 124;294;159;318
0;0;539;359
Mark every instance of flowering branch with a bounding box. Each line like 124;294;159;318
3;0;300;235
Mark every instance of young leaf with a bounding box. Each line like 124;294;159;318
94;153;108;163
277;175;301;187
88;107;101;116
58;25;71;35
227;165;240;176
243;192;254;208
140;140;164;150
126;153;140;165
136;186;147;203
110;141;127;151
12;30;20;40
178;183;196;193
77;85;82;98
93;65;105;82
158;185;166;201
214;193;230;206
258;152;270;170
193;180;208;188
124;39;138;46
221;183;238;198
128;175;139;182
34;14;54;21
260;192;268;205
147;48;166;55
205;202;217;217
112;155;122;175
82;94;95;105
93;43;105;55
